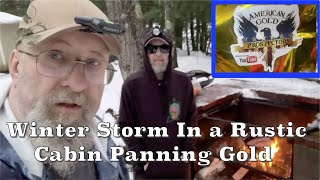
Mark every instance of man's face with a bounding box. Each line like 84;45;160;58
12;30;109;124
147;39;170;74
9;30;110;176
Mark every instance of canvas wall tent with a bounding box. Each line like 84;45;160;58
0;12;21;73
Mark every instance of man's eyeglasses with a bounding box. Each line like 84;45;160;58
145;45;170;54
17;50;116;85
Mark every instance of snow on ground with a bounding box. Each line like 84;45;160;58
175;48;319;100
213;78;320;100
176;48;211;73
97;60;123;118
0;12;21;24
97;61;125;146
98;49;320;145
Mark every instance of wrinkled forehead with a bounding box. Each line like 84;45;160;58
23;30;109;54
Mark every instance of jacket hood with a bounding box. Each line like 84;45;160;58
142;27;173;83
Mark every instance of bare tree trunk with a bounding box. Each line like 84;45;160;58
204;27;210;55
174;18;183;49
200;20;207;52
185;22;190;56
148;19;153;28
190;12;195;51
195;16;200;51
105;0;144;80
206;36;211;55
164;0;178;68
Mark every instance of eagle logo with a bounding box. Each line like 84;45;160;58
230;5;302;72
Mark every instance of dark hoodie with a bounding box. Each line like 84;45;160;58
118;28;197;179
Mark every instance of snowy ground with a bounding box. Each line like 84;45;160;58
212;78;320;100
175;48;211;73
99;49;320;146
0;12;21;23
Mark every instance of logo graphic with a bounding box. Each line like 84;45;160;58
230;5;302;72
167;99;180;122
247;56;257;63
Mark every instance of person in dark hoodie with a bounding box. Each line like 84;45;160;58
119;27;197;179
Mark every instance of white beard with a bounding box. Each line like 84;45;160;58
25;88;96;177
150;59;169;77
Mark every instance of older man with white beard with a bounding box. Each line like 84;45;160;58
0;0;128;179
119;27;197;179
